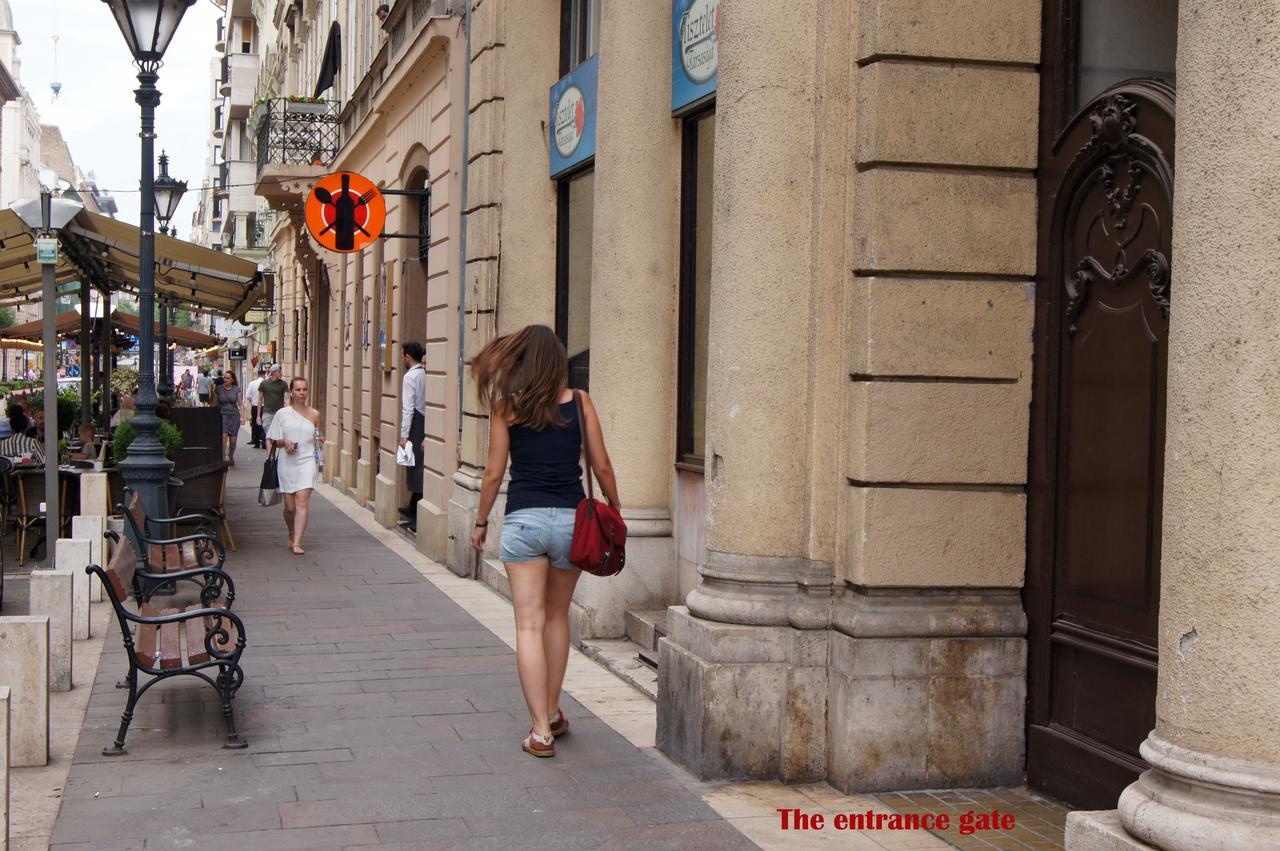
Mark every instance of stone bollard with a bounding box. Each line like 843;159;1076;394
1;685;9;850
27;570;73;692
72;516;106;603
78;471;111;519
54;539;93;641
0;617;49;767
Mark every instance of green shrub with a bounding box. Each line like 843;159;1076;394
111;419;183;464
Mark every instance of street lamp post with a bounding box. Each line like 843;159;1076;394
101;0;197;517
153;151;186;401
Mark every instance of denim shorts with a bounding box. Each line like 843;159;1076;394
500;507;577;570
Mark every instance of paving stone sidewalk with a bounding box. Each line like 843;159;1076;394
50;452;756;850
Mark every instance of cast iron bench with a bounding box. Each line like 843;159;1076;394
120;488;229;600
89;532;248;755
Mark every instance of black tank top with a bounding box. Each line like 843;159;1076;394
504;398;585;514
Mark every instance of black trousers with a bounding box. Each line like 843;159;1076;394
250;404;265;446
407;410;425;496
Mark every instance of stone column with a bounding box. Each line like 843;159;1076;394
1069;3;1280;848
72;515;105;603
566;0;680;639
0;685;8;850
28;570;73;692
0;617;48;767
658;0;833;783
55;538;92;641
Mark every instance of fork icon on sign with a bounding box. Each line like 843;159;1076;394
313;173;374;251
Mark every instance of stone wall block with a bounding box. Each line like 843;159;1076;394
467;153;504;213
857;0;1041;64
466;205;501;262
470;0;505;57
459;414;487;468
844;486;1025;587
463;312;497;362
468;100;506;160
462;260;499;314
848;276;1034;379
857;62;1039;169
0;616;49;767
469;46;506;107
78;472;110;518
854;169;1036;275
72;515;106;602
55;538;93;641
846;381;1030;483
28;570;73;692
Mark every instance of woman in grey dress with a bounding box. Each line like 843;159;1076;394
212;370;242;466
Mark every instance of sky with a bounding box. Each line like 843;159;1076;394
9;0;223;236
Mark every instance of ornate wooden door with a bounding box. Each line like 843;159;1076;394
1026;80;1175;809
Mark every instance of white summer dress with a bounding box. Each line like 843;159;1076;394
266;406;318;493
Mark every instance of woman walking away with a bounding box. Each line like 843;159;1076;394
267;377;324;555
212;370;242;466
470;325;621;758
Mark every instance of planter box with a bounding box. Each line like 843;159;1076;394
284;101;329;116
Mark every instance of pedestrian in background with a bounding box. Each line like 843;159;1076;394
259;364;289;446
470;324;622;758
246;367;266;449
195;369;212;404
399;342;427;532
213;370;242;466
267;377;323;555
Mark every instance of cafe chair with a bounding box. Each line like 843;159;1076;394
13;468;45;566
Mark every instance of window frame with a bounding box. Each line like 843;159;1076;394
559;0;600;74
554;163;594;391
676;105;716;471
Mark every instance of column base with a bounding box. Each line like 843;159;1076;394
373;473;397;528
339;449;356;497
657;588;1026;792
446;468;502;578
1112;734;1280;850
416;499;449;562
322;443;339;484
355;458;374;506
1066;811;1155;850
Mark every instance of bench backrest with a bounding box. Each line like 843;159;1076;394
101;534;139;604
126;489;147;536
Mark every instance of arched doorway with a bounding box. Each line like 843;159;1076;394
1027;73;1176;807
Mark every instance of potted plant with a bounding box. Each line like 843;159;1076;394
112;419;183;465
284;95;328;115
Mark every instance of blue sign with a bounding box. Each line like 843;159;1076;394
672;0;719;114
549;54;600;178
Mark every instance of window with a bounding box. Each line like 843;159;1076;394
561;0;600;73
292;307;299;361
301;304;309;362
555;169;594;390
1076;0;1177;109
677;109;715;467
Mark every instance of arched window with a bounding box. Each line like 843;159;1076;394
416;174;431;261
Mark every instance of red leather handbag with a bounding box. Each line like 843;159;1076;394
569;391;627;576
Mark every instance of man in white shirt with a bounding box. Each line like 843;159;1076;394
399;342;427;532
245;367;265;448
195;370;213;403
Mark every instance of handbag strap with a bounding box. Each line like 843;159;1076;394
574;390;594;501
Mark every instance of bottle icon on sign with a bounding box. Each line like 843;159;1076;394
312;173;373;252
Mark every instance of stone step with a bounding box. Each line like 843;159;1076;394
577;638;657;702
625;608;669;651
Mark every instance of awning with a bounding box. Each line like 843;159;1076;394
1;309;221;348
0;207;262;320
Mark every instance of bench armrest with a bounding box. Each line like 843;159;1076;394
143;532;225;553
135;565;236;599
153;511;220;527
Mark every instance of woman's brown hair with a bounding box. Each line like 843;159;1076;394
471;324;568;430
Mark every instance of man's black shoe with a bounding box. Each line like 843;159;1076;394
398;505;414;519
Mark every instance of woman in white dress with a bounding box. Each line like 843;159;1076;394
266;377;324;555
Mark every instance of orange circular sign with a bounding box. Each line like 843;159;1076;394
304;171;386;253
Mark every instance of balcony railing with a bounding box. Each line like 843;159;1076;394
219;160;230;193
255;98;340;175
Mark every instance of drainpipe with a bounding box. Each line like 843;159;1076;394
456;0;472;448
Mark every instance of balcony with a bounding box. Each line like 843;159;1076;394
224;52;260;118
254;98;340;211
215;17;225;53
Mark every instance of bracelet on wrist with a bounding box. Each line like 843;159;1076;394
473;521;488;528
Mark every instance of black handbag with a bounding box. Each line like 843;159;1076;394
258;448;281;506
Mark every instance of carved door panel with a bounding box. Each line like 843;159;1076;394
1027;81;1175;809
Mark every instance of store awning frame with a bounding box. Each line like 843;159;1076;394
0;206;262;320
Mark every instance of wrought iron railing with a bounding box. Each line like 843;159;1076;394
254;98;340;175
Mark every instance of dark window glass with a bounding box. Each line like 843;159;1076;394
1076;0;1177;109
560;0;600;73
417;176;432;261
678;110;714;466
555;169;594;390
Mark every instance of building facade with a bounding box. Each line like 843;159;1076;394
230;0;1278;845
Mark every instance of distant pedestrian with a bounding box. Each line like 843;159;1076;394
213;370;242;466
246;367;265;448
470;324;622;758
398;342;426;532
266;377;323;556
195;369;212;404
259;364;289;445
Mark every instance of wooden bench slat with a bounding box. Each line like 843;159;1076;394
181;541;199;567
158;608;182;670
184;604;211;664
135;603;160;668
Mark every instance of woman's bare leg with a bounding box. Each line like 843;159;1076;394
544;566;581;719
506;558;552;736
226;433;237;464
282;492;296;544
291;489;312;553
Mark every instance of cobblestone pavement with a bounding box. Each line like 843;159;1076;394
49;454;757;850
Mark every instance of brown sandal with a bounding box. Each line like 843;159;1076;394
549;710;570;738
523;729;555;758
